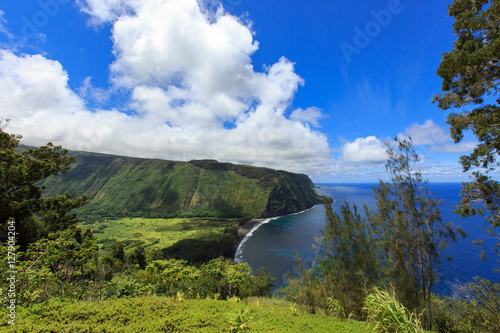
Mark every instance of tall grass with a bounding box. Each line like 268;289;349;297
363;287;424;333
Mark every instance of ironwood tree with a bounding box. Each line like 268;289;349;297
319;200;379;317
368;138;459;322
309;138;460;328
433;0;500;250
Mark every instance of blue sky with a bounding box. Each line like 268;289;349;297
0;0;481;182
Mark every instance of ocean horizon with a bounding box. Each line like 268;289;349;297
237;182;500;296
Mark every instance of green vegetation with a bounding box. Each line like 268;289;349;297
0;128;88;250
85;217;241;263
40;152;324;221
4;128;497;332
0;226;273;306
0;297;374;332
434;0;500;256
5;6;500;325
281;138;466;331
363;287;424;333
431;278;500;332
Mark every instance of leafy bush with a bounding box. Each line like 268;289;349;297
430;278;500;333
0;228;100;306
136;257;274;299
137;259;200;297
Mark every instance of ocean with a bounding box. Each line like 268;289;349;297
236;183;500;296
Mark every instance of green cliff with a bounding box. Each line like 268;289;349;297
40;151;324;220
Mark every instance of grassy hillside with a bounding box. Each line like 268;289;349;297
0;297;374;332
40;151;324;221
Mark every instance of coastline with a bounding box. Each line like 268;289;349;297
234;217;269;263
237;218;265;244
234;205;322;263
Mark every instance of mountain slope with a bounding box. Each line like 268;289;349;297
40;151;324;220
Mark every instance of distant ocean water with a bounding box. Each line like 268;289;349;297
236;183;500;296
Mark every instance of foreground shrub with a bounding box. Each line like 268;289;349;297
363;287;423;333
430;278;500;333
137;257;274;299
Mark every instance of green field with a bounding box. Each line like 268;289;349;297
83;217;239;252
1;297;374;332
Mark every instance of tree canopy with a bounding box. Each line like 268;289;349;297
434;1;500;233
0;126;88;249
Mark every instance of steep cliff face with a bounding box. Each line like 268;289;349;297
261;171;323;218
41;152;324;220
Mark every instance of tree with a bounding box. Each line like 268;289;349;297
319;200;379;317
288;138;460;326
433;1;500;241
111;243;126;263
5;228;96;304
369;137;460;326
0;128;88;249
128;245;147;269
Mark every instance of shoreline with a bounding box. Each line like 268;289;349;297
234;205;323;263
236;218;265;245
234;217;267;263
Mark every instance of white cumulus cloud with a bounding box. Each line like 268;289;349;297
1;0;334;175
342;136;388;163
290;107;324;128
76;0;141;25
404;119;450;146
430;142;478;153
403;119;477;153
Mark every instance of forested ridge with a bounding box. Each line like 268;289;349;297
38;149;324;221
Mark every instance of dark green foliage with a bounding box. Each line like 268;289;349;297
40;152;323;221
111;243;126;262
197;258;274;299
0;227;97;305
129;244;147;269
39;194;89;233
0;131;88;249
1;223;273;304
434;0;500;252
135;257;274;299
281;252;324;315
148;247;164;261
368;138;459;319
434;0;499;111
162;224;239;264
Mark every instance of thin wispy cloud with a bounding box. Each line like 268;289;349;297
0;10;11;38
